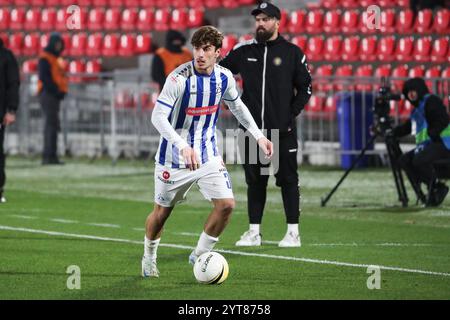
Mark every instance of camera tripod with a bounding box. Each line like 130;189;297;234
320;131;425;207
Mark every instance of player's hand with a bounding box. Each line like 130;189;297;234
257;137;273;159
181;146;200;171
3;112;16;126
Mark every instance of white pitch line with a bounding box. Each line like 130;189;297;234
8;215;38;220
0;225;449;278
49;218;79;224
86;223;121;228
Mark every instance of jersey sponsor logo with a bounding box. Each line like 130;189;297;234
185;105;219;116
158;171;174;184
162;171;170;179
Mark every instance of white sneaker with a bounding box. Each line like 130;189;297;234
278;232;301;247
189;250;199;266
235;230;262;246
141;256;159;278
0;197;6;203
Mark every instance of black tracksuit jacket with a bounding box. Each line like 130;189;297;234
219;35;312;135
0;40;20;120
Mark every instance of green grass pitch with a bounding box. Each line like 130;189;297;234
0;157;449;299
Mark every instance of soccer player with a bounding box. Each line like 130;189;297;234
142;26;273;278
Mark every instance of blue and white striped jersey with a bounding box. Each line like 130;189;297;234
153;60;241;168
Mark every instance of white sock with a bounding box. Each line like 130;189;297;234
249;224;260;234
144;236;160;260
194;231;219;256
287;224;299;235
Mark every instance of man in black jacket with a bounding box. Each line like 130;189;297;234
220;2;312;247
0;38;20;203
393;78;450;207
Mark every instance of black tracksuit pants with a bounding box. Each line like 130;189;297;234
398;141;450;185
40;92;61;161
240;131;300;224
0;125;5;192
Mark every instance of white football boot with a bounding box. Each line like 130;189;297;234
278;231;301;247
141;256;159;278
188;250;199;266
235;230;262;246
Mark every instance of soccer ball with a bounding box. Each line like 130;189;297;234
193;252;229;285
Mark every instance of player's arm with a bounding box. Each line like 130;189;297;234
222;76;273;158
150;76;199;170
291;49;312;117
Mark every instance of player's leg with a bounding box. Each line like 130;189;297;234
275;132;301;247
0;126;5;203
189;158;235;264
142;165;195;277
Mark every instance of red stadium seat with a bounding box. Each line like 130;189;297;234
374;64;391;79
222;0;239;9
102;34;119;57
170;9;188;30
137;8;154;31
204;0;222;9
377;36;396;61
355;65;373;91
396;9;415;34
22;59;38;74
341;36;359;61
340;0;358;8
61;33;71;54
24;8;40;30
70;33;87;57
135;34;152;54
431;37;449;63
187;8;204;28
278;9;289;34
314;64;333;91
118;34;136;56
305;94;324;116
109;0;124;6
395;36;414;61
121;8;138;31
104;8;121;31
305;9;324;34
9;33;24;56
441;67;450;81
9;8;25;31
306;36;324;61
55;8;68;32
360;9;377;34
86;33;103;57
238;34;253;43
0;33;8;47
288;10;306;34
40;33;49;50
425;66;441;92
334;64;353;91
68;60;86;83
320;0;339;8
86;59;101;74
291;35;307;52
88;8;105;31
323;95;337;119
413;36;432;62
40;8;56;31
141;0;157;6
22;33;40;56
154;8;170;32
0;8;10;30
221;34;238;57
380;8;396;33
415;9;433;34
323;36;342;62
391;64;408;91
408;65;425;78
323;9;341;33
360;36;377;61
341;10;359;34
434;9;450;34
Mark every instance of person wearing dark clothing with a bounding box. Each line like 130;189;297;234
38;32;68;165
151;30;192;91
0;38;20;203
394;77;450;207
220;2;312;247
409;0;446;15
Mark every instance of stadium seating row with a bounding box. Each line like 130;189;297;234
221;34;449;63
0;0;256;9
320;0;409;9
0;7;205;32
282;8;449;35
2;33;152;57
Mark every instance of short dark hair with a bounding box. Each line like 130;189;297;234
191;26;223;49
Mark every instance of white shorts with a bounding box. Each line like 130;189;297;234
154;156;234;207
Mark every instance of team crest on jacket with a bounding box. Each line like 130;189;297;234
273;57;282;66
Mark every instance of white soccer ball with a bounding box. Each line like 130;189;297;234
193;252;229;285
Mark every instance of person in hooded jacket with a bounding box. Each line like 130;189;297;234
151;30;193;91
0;38;20;202
38;32;68;165
393;77;450;207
